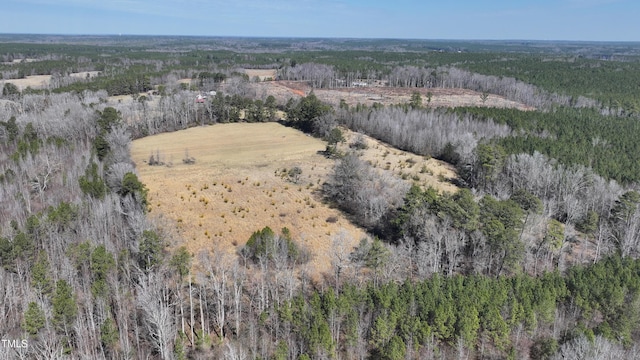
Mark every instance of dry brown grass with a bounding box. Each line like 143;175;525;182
2;75;51;91
251;81;534;110
131;123;459;277
244;69;277;82
338;130;459;194
131;123;364;276
1;71;101;91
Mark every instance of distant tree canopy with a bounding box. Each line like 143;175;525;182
409;91;422;108
97;107;121;133
0;116;19;142
197;71;227;85
456;106;640;184
460;55;640;114
54;71;152;96
138;229;165;272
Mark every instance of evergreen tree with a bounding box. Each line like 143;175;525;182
139;230;165;271
23;302;46;336
100;317;119;352
52;280;77;333
170;246;192;279
409;91;422;109
90;245;115;298
31;251;53;295
79;162;107;199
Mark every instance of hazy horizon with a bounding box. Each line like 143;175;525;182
2;0;638;42
3;33;640;44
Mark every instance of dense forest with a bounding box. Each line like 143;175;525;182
2;36;640;359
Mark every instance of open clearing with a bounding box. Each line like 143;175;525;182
337;131;459;194
131;122;457;277
250;80;534;110
131;122;364;276
0;71;101;91
244;69;277;81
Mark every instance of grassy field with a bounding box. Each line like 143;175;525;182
251;81;534;110
244;69;277;81
131;122;457;277
1;71;100;91
338;131;459;194
131;123;365;276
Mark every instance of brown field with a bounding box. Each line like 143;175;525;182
0;71;101;91
251;81;534;110
131;122;457;277
1;75;51;90
244;69;278;81
337;131;459;194
131;123;364;276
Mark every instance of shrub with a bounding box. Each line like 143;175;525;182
350;133;368;150
326;127;345;145
240;226;309;266
287;166;302;184
326;216;338;223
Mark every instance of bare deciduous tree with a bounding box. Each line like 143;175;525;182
224;341;249;360
341;107;511;165
552;335;632;360
327;153;408;229
137;271;175;360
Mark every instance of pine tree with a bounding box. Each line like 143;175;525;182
170;247;192;279
91;245;115;298
100;317;119;352
23;302;46;336
31;251;53;295
52;280;77;333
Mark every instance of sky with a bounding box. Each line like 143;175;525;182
1;0;638;41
